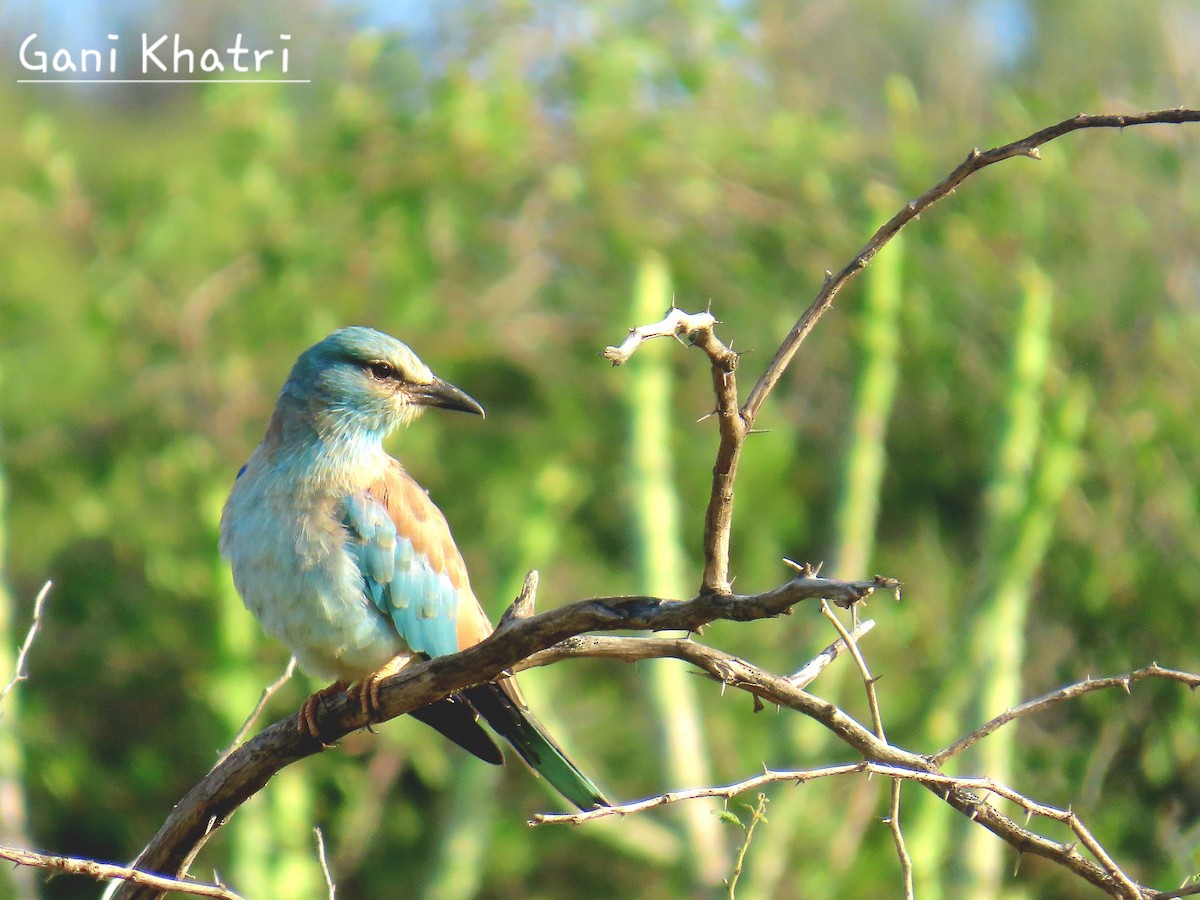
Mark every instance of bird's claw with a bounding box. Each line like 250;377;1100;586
297;680;348;746
350;656;408;729
350;672;385;726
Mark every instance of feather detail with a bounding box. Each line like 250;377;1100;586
343;460;488;659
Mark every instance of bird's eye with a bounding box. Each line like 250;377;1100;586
366;361;397;381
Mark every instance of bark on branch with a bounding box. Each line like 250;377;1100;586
112;572;888;900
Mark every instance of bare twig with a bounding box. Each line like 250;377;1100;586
602;308;720;365
932;663;1200;766
787;618;875;688
0;843;244;900
819;599;885;740
531;764;863;825
532;761;1139;898
818;599;911;897
515;627;874;702
886;780;914;900
215;657;298;767
314;827;336;900
1158;879;1200;899
606;305;745;592
0;581;51;714
741;108;1200;424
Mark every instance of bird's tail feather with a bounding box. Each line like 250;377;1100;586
410;696;504;765
464;682;609;811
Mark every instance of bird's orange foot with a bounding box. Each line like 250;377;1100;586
349;656;410;728
298;680;348;745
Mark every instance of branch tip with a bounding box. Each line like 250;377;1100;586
500;571;540;627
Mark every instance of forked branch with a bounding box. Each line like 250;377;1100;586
111;571;887;900
608;108;1200;598
101;108;1200;900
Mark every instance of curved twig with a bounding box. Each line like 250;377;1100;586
932;663;1200;766
742;108;1200;423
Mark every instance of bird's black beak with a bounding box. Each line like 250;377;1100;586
411;376;486;418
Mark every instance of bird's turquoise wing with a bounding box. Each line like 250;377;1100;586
344;492;462;658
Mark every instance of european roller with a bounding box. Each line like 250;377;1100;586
220;327;607;810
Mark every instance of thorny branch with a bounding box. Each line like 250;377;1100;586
932;663;1200;766
606;306;744;593
111;573;888;900
0;844;244;900
525;638;1196;900
533;758;1157;899
98;108;1200;900
741;108;1200;422
818;597;913;900
590;108;1200;899
606;108;1200;597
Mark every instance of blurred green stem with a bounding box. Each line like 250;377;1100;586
423;761;495;900
742;189;904;899
0;366;39;900
628;251;728;887
956;262;1051;898
959;264;1087;897
834;187;904;580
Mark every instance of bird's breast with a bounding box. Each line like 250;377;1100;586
220;462;408;682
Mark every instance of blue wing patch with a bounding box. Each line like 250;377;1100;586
344;494;460;657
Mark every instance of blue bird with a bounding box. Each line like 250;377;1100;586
220;327;607;810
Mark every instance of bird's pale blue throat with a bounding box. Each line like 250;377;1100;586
219;326;607;810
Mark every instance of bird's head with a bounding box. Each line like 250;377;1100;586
281;327;484;442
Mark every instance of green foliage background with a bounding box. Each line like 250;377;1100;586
1;1;1198;897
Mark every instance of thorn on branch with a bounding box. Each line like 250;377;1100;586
782;558;820;578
